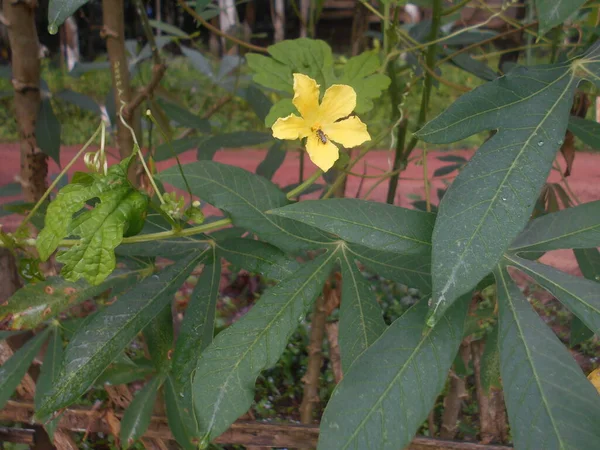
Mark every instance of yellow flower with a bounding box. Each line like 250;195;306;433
271;73;371;172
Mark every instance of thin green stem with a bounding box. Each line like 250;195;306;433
423;148;431;212
441;0;472;17
287;169;323;200
386;118;408;204
383;1;391;55
18;123;104;233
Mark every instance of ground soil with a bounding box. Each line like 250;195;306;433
1;144;599;275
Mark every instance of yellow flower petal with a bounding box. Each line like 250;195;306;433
588;367;600;394
318;84;357;124
272;114;310;140
292;73;320;120
323;116;371;148
306;133;339;172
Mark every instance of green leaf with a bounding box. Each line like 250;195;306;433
0;182;22;197
337;50;391;113
95;358;154;387
181;46;214;79
0;328;50;410
37;157;149;285
148;19;190;38
196;132;273;160
256;141;286;180
157;99;211;132
535;0;587;35
48;0;90;32
574;247;600;281
117;235;209;259
247;38;335;94
34;327;63;439
35;251;206;419
415;44;600;326
120;376;163;448
215;238;299;282
36;99;61;165
56;89;101;116
339;247;386;370
448;51;497;82
433;164;462;177
265;98;296;127
1;269;141;330
318;294;469;450
154;137;199;162
143;304;173;373
480;323;501;393
568;116;600;149
244;84;272;122
510;201;600;253
159;161;336;252
270;198;434;255
165;375;198;450
192;249;337;440
495;266;600;449
505;254;600;337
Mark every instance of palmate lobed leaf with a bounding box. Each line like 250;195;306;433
416;43;600;326
495;266;600;449
535;0;587;36
37;157;149;285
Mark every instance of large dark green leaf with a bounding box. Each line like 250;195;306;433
34;327;63;439
48;0;90;32
568;116;600;149
510;200;600;252
157;99;211;132
339;247;386;370
120;376;163;448
159;161;335;252
318;295;469;450
192;250;337;441
505;254;600;337
535;0;587;35
571;248;600;345
244;85;272;122
56;90;101;116
0;328;50;410
415;44;600;326
270;198;434;255
216;238;299;282
196;132;273;160
495;266;600;449
143;304;173;373
0;269;140;330
35;251;206;419
165;375;197;450
36;99;61;165
256;141;286;180
154;137;199;162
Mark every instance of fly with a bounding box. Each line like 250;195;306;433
316;129;328;144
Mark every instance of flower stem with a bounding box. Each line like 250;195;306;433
287;169;323;200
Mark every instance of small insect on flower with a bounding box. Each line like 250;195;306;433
316;129;328;144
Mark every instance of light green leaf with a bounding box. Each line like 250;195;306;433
48;0;90;32
36;99;61;165
192;249;337;440
265;98;296;127
510;200;600;253
159;161;336;252
196;132;273;160
37;157;149;285
143;304;173;373
0;328;50;410
535;0;587;35
157;99;211;132
505;254;600;337
318;294;469;450
270;198;434;255
215;238;299;282
256;141;286;180
339;247;386;370
0;269;141;330
34;326;63;439
568;116;600;149
337;50;391;113
495;266;600;449
120;376;163;448
35;251;206;419
415;44;600;326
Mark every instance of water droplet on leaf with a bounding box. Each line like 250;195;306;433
537;141;544;147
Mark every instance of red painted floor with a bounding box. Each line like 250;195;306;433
1;144;599;275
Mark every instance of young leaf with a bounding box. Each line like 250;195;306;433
505;254;600;337
0;328;51;410
256;140;286;180
269;198;434;256
37;157;149;285
1;269;141;330
36;99;61;165
120;376;163;448
415;43;600;326
318;294;470;450
339;247;386;370
192;249;337;440
143;304;174;373
568;116;600;149
510;200;600;253
495;266;600;449
34;326;63;439
159;161;336;252
35;251;207;419
535;0;587;35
